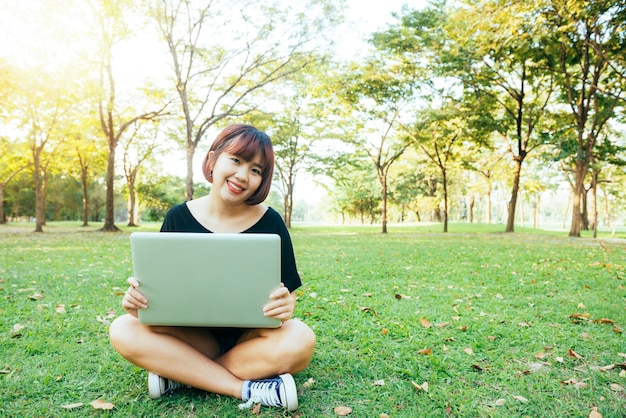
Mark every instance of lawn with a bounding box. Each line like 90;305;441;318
1;222;625;417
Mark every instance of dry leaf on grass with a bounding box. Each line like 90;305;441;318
56;304;66;314
90;399;114;410
334;405;353;416
419;318;432;328
251;402;262;414
418;348;432;355
588;407;602;418
358;306;378;316
28;293;44;300
411;381;429;392
464;347;474;355
561;378;588;389
568;348;584;359
494;398;506;406
61;403;84;410
610;383;624;392
512;395;528;403
374;379;385;386
302;378;316;388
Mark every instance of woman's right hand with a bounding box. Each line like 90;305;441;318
122;277;148;318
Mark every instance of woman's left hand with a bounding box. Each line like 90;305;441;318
264;283;296;322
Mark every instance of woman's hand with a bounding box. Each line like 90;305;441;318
122;277;148;318
263;283;296;323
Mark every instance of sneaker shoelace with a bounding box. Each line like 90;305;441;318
162;379;183;396
238;379;282;409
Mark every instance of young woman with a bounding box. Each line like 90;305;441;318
109;124;316;412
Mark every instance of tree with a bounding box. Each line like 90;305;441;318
148;0;343;201
121;121;162;226
91;0;169;231
0;138;29;224
446;1;558;232
541;0;626;237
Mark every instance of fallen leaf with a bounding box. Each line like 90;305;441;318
494;398;506;406
535;352;549;359
459;325;468;331
12;323;25;333
90;399;114;410
569;313;591;321
472;364;490;372
487;336;497;341
577;303;586;309
464;347;474;355
589;407;602;418
418;348;432;355
435;322;451;328
555;357;564;363
581;332;591;340
518;321;532;327
381;328;388;335
411;381;428;392
568;349;584;359
512;395;528;403
379;414;390;418
419;318;432;328
309;292;317;299
593;318;615;325
374;379;385;386
61;403;84;410
359;306;378;316
495;293;504;299
302;378;315;388
614;327;622;334
334;405;353;416
28;293;44;300
610;383;624;392
251;402;262;414
56;304;66;314
395;293;410;300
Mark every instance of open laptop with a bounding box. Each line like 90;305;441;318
130;232;281;328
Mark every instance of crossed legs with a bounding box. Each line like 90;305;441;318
109;314;315;399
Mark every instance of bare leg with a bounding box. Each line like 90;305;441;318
109;314;315;397
218;319;316;380
109;314;242;398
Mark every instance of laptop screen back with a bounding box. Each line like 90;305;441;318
130;232;281;328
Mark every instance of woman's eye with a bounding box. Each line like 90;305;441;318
231;157;240;164
252;168;262;175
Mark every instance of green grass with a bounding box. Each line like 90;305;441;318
1;222;625;417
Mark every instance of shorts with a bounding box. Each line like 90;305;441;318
211;328;248;355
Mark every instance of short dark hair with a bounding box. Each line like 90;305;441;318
202;124;274;205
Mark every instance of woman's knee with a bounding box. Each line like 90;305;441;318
109;314;142;357
276;320;316;369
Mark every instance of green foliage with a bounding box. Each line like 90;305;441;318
1;224;625;416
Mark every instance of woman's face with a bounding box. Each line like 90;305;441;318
210;149;265;205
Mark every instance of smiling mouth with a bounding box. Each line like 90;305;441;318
227;180;244;193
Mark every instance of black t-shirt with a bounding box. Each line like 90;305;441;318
160;203;302;292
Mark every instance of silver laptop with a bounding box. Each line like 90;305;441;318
130;232;281;328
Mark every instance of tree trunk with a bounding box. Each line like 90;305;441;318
81;167;89;227
127;184;138;227
101;141;121;232
468;195;475;223
381;175;388;234
568;159;588;237
33;156;44;233
185;143;196;201
506;159;523;233
0;184;5;224
441;168;448;233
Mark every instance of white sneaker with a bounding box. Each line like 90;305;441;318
148;372;184;399
239;373;298;411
